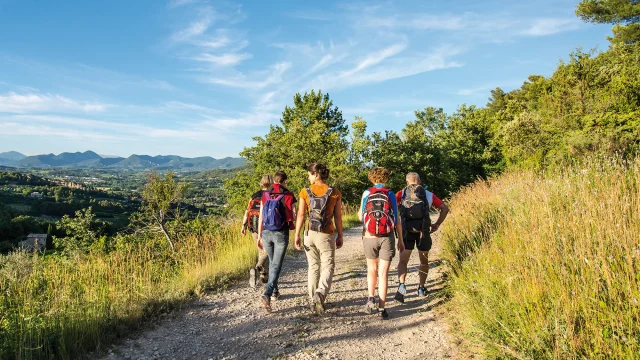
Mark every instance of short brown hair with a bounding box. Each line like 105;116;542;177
368;167;389;184
307;162;329;181
273;171;288;184
259;174;273;188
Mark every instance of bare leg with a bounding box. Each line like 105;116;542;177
418;251;429;287
378;259;391;308
366;258;378;298
397;249;413;284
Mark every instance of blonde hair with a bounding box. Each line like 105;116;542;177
260;174;273;189
368;167;390;184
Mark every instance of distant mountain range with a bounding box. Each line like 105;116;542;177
0;151;245;171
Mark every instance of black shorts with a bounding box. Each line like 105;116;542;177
403;231;432;252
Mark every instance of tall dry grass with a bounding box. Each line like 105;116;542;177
0;219;256;359
441;158;640;358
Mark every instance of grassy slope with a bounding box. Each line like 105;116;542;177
441;159;640;358
0;220;256;359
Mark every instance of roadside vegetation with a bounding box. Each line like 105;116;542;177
0;173;256;359
442;158;640;358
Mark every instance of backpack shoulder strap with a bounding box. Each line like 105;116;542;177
305;187;315;199
325;186;334;197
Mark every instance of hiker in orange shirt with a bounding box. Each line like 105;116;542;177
295;163;344;315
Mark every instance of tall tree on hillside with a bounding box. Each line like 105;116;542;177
227;90;361;208
576;0;640;44
371;107;452;195
132;171;188;251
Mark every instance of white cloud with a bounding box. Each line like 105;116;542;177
162;101;220;113
168;0;200;8
0;122;128;141
192;52;253;66
358;14;465;30
521;18;580;36
0;113;222;140
171;6;215;42
348;42;407;74
200;111;279;130
308;45;462;90
204;61;292;89
0;92;111;113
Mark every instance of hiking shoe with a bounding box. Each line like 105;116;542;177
249;268;256;288
377;309;389;320
418;286;428;297
362;297;377;314
271;291;280;302
261;295;272;313
394;283;407;304
314;292;326;315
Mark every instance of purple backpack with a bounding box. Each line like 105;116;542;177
262;192;285;231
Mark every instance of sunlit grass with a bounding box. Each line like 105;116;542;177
442;158;640;358
0;219;255;359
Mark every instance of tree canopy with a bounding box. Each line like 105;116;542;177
576;0;640;44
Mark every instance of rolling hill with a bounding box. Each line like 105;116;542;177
0;151;244;170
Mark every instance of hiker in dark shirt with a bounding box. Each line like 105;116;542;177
241;174;273;288
257;171;297;313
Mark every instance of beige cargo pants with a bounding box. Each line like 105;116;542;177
303;230;336;300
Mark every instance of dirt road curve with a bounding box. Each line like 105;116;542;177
100;220;459;360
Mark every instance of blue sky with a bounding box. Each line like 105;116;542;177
0;0;612;158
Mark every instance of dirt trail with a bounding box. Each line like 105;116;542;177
101;218;458;360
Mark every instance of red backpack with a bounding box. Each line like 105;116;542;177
363;187;395;236
246;198;261;233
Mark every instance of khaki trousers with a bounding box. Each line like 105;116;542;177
304;230;336;300
251;232;269;273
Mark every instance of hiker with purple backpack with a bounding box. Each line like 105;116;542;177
294;163;344;315
257;171;297;313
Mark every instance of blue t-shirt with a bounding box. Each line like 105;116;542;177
360;184;399;222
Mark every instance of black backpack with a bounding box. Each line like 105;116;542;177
305;187;333;232
400;184;431;233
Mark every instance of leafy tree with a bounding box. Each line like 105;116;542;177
229;90;358;208
53;207;105;253
576;0;640;44
132;171;188;250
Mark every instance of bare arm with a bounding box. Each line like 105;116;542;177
358;193;365;222
241;209;249;235
431;203;450;232
257;199;264;248
334;198;344;249
294;200;306;250
335;198;343;236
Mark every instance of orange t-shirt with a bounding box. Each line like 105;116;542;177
299;184;342;235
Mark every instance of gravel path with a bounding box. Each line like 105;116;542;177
101;219;458;360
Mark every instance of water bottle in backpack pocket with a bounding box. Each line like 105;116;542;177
262;192;285;231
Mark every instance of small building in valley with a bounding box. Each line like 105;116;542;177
19;233;47;251
29;192;43;198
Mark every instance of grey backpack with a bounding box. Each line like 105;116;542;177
306;187;333;232
401;184;430;233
